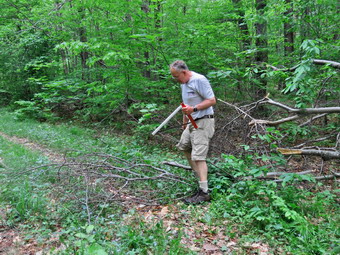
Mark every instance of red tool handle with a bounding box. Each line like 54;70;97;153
181;103;198;129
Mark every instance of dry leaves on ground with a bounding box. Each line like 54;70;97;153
134;204;272;254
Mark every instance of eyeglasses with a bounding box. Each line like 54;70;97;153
171;71;184;80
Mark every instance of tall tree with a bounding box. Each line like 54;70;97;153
254;0;268;99
284;0;294;56
232;0;251;51
0;0;338;120
78;6;89;79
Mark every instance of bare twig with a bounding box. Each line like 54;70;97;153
217;98;258;121
162;161;191;170
2;152;193;216
293;134;337;148
312;59;340;69
335;132;340;150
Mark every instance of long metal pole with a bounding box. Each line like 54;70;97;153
151;105;182;136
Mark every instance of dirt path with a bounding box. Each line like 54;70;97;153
0;131;65;164
0;131;272;254
0;131;65;255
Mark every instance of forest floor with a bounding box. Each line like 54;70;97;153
0;132;64;255
0;131;269;255
0;109;338;254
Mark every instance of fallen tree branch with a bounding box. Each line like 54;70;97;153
249;115;300;126
299;113;329;126
163;161;191;170
293;134;337;149
267;64;299;72
162;161;330;182
336;132;340;149
261;98;340;114
277;148;340;160
248;97;339;126
312;59;340;69
274;172;340;183
331;171;340;178
2;153;194;214
257;170;314;179
268;59;340;71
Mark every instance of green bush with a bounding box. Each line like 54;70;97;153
209;153;339;254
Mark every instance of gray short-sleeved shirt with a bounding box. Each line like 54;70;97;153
181;71;215;119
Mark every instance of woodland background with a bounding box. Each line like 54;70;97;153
0;0;338;122
0;0;339;254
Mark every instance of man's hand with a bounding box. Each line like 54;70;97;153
181;97;216;115
181;103;198;129
182;105;194;115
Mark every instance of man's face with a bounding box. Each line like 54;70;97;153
171;68;187;83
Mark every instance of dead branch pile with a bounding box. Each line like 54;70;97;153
1;152;194;222
156;95;339;179
209;99;257;156
212;96;339;156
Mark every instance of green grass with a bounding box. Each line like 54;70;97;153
0;134;49;169
0;107;339;254
0;135;51;233
0;108;110;153
0;108;183;164
0;108;194;254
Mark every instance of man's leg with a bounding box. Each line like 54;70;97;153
184;150;209;192
184;152;208;179
183;152;210;203
182;119;214;203
195;160;208;193
184;151;197;173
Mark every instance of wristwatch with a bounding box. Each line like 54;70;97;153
193;107;198;112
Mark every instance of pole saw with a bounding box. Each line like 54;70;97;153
152;103;198;136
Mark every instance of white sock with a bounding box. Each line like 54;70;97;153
199;181;208;193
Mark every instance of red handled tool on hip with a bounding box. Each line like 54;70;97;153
181;103;198;129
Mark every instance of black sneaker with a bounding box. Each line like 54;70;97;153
183;189;211;204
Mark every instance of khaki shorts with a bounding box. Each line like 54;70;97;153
176;118;215;161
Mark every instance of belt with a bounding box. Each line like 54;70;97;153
194;115;214;121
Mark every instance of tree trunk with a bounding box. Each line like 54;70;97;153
284;0;294;56
78;7;89;80
254;0;268;99
232;0;251;51
141;1;151;79
233;0;251;95
55;1;69;75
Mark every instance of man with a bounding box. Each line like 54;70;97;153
170;60;216;204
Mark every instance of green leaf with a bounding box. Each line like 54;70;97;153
87;244;108;255
86;225;95;234
75;233;88;239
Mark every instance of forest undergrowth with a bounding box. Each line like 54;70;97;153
1;0;339;253
0;108;339;255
